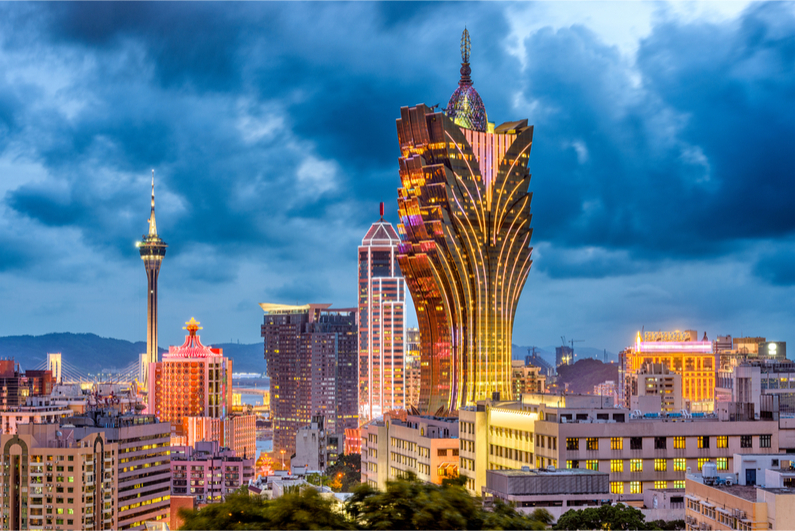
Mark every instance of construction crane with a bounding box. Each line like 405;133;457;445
561;337;585;362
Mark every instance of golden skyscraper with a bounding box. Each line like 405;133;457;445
396;29;534;413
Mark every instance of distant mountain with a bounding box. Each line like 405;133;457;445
512;344;617;366
556;358;619;394
0;333;264;375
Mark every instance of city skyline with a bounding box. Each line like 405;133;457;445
0;2;793;355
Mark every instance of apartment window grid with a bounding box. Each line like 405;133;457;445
697;458;710;471
673;436;685;449
654;481;667;489
585;460;598;471
630;481;642;494
654;437;666;450
610;482;623;494
654;459;667;472
610;459;623;473
697;436;709;449
610;437;623;450
673;458;686;471
566;438;579;451
761;435;772;448
717;458;728;471
673;480;685;489
630;459;643;472
586;438;598;451
630;437;642;450
716;436;728;449
740;435;752;448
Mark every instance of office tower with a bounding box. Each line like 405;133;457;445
404;328;422;409
138;171;167;386
260;304;358;455
0;360;53;410
358;203;406;422
148;318;233;431
2;411;171;531
396;29;534;413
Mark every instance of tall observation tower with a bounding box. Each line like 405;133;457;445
138;171;167;385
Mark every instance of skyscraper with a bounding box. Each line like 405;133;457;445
396;29;534;413
148;318;233;429
138;171;167;387
358;203;406;422
260;304;358;455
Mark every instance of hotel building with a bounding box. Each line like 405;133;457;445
358;204;406;422
458;393;780;501
170;441;254;504
261;304;358;455
620;330;715;410
396;29;534;413
148;318;233;433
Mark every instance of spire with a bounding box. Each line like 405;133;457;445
379;202;384;222
459;28;472;86
148;169;157;236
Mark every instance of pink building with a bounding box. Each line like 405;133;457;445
170;441;254;504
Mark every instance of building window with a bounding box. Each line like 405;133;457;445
630;459;643;472
654;437;666;450
673;458;686;471
630;437;642;450
761;435;772;448
611;437;623;450
610;460;624;473
566;438;579;451
741;435;752;448
698;436;709;449
697;458;710;471
586;460;598;471
654;481;667;489
630;481;642;494
674;436;685;449
610;481;624;494
673;480;685;489
586;438;598;451
717;458;728;471
654;459;667;472
566;460;579;469
717;436;728;449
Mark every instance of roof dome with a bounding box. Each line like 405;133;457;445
445;28;488;132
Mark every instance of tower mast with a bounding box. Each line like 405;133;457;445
138;170;167;388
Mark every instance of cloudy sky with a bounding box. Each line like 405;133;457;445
0;2;793;355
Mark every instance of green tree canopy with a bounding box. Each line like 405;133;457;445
554;503;656;530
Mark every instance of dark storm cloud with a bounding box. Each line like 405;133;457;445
521;2;795;280
0;1;792;297
753;243;795;286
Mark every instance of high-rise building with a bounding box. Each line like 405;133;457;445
1;411;171;531
358;203;406;422
405;328;422;410
148;318;233;432
261;304;358;455
138;171;167;388
0;360;54;411
47;353;62;384
396;29;534;413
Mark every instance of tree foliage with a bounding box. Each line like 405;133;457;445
326;453;362;492
345;473;545;530
554;503;658;530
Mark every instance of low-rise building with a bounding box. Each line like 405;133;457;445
483;467;616;521
361;414;459;490
459;393;780;501
224;413;256;459
631;363;682;413
170;441;254;504
512;361;545;396
0;397;73;435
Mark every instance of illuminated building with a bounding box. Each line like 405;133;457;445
0;360;54;410
556;346;573;367
405;328;421;409
170;441;254;504
138;171;167;387
47;353;62;384
396;29;534;413
622;330;715;409
260;304;358;455
593;380;618;402
511;360;545;396
358;203;406;422
628;363;683;413
148;318;233;431
224;413;256;459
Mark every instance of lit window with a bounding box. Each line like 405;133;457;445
610;437;623;450
566;438;579;451
610;460;623;473
698;436;709;449
674;480;685;489
698;458;710;471
654;459;667;472
610;482;624;494
586;460;598;471
717;458;728;471
673;458;687;471
630;459;643;472
717;436;728;449
586;438;598;451
630;481;642;494
674;436;685;449
654;481;667;489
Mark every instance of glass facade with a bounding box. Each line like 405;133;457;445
396;32;534;412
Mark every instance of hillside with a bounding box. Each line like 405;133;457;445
0;333;264;375
555;358;619;394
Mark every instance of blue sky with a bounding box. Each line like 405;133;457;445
0;2;793;354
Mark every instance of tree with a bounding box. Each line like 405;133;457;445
179;487;353;530
346;473;545;530
325;453;362;492
554;503;653;530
